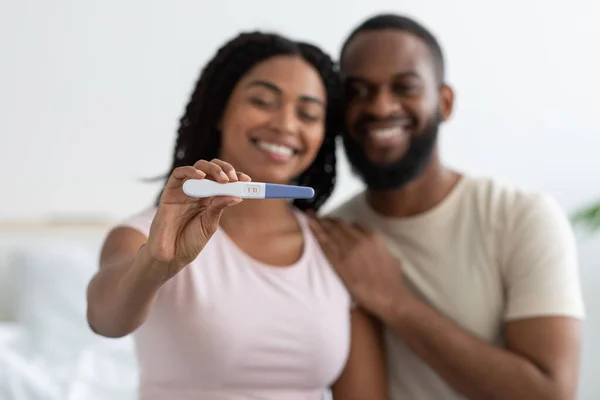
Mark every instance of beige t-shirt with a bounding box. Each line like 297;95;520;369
327;175;585;400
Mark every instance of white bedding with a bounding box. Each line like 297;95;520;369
0;229;139;400
0;228;598;399
0;324;138;400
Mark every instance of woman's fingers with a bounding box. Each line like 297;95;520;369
210;159;238;181
166;159;251;191
193;158;251;183
193;160;229;182
165;166;206;189
236;171;252;182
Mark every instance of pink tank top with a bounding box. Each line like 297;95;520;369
118;207;352;400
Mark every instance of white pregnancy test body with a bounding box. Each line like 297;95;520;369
182;180;315;199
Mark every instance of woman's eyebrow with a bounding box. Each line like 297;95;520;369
246;80;324;105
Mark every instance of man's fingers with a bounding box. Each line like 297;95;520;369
308;217;328;244
351;221;374;237
312;218;372;249
330;218;365;243
313;218;358;260
309;217;341;259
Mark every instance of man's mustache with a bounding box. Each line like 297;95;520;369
353;115;412;131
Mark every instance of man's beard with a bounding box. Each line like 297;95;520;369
342;110;441;190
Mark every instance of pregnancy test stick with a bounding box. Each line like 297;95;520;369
182;179;315;199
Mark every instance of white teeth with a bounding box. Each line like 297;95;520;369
256;140;294;156
371;127;403;139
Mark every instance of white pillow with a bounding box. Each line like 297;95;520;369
9;240;101;360
0;247;18;321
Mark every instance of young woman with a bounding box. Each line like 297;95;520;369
86;32;387;400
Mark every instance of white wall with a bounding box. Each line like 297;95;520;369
1;0;599;220
1;0;599;398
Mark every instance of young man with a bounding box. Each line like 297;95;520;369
310;14;585;400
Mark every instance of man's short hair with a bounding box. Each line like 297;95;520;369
340;14;446;82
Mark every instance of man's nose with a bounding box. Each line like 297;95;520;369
366;88;401;119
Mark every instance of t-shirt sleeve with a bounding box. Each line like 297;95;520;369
502;193;585;321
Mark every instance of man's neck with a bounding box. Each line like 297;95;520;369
365;156;462;219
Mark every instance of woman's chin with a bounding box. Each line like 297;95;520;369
250;174;293;185
241;166;301;185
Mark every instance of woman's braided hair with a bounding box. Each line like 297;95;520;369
157;31;342;212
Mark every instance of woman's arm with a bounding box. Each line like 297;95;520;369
86;227;170;338
331;307;389;400
87;160;248;338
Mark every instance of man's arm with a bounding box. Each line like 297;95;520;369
381;193;584;400
310;193;584;400
382;295;581;400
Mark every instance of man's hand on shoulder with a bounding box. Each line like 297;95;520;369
308;216;413;319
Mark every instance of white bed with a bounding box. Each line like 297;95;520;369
0;220;139;400
0;220;598;399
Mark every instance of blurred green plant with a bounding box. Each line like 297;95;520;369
572;199;600;232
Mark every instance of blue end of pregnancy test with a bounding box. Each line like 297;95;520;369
265;183;315;199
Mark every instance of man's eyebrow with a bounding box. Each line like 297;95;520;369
393;71;422;80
